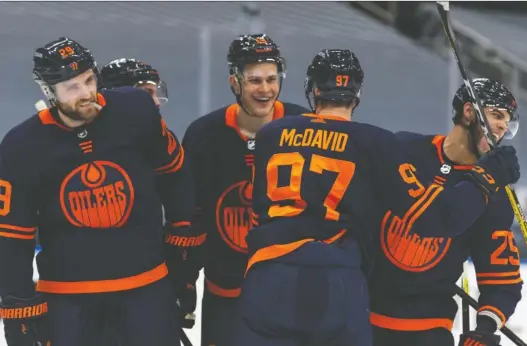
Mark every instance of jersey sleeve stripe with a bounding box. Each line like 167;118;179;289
0;232;36;240
476;271;521;278
155;147;184;175
477;277;522;285
0;224;37;240
0;224;37;232
370;312;454;331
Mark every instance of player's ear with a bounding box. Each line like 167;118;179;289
229;75;241;96
462;102;476;125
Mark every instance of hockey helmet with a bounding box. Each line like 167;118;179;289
305;49;364;112
100;58;168;106
227;33;286;77
33;37;99;105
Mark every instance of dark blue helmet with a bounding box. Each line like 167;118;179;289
33;37;99;105
305;49;364;112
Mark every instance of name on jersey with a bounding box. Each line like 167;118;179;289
279;128;348;152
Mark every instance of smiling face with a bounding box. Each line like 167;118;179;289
463;102;512;154
54;69;99;123
230;62;280;118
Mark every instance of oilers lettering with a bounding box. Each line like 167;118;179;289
67;181;127;227
223;206;253;238
381;211;451;272
216;181;254;253
60;161;135;228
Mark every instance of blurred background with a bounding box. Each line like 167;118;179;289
0;1;525;252
0;2;527;345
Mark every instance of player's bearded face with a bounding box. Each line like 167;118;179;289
54;69;99;123
239;63;280;118
465;104;511;155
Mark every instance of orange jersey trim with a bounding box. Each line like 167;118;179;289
476;270;522;285
155;147;185;174
431;135;473;170
96;93;107;107
477;277;523;285
245;229;347;275
36;262;168;294
370;312;454;332
38;109;71;131
38;93;106;130
171;221;191;227
205;279;241;298
225;101;285;141
0;224;37;240
301;113;349;122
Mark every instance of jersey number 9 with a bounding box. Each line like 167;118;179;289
0;179;12;216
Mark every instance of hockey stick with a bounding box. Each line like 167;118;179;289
455;286;527;346
436;1;527;245
180;329;193;346
461;261;470;333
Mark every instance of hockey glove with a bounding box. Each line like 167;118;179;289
458;331;501;346
465;146;520;199
163;222;205;282
177;282;197;329
164;222;206;261
0;294;50;346
163;222;203;329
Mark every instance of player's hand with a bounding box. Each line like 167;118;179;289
466;146;520;198
181;311;196;329
458;331;501;346
163;222;206;261
177;282;197;329
1;294;50;346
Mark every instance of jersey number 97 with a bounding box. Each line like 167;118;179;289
265;152;355;221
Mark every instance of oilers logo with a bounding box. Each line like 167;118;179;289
60;161;135;228
215;180;254;253
380;211;451;272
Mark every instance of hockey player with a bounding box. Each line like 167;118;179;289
0;37;199;346
100;58;197;331
233;49;521;346
369;78;523;346
181;33;309;346
100;58;169;107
